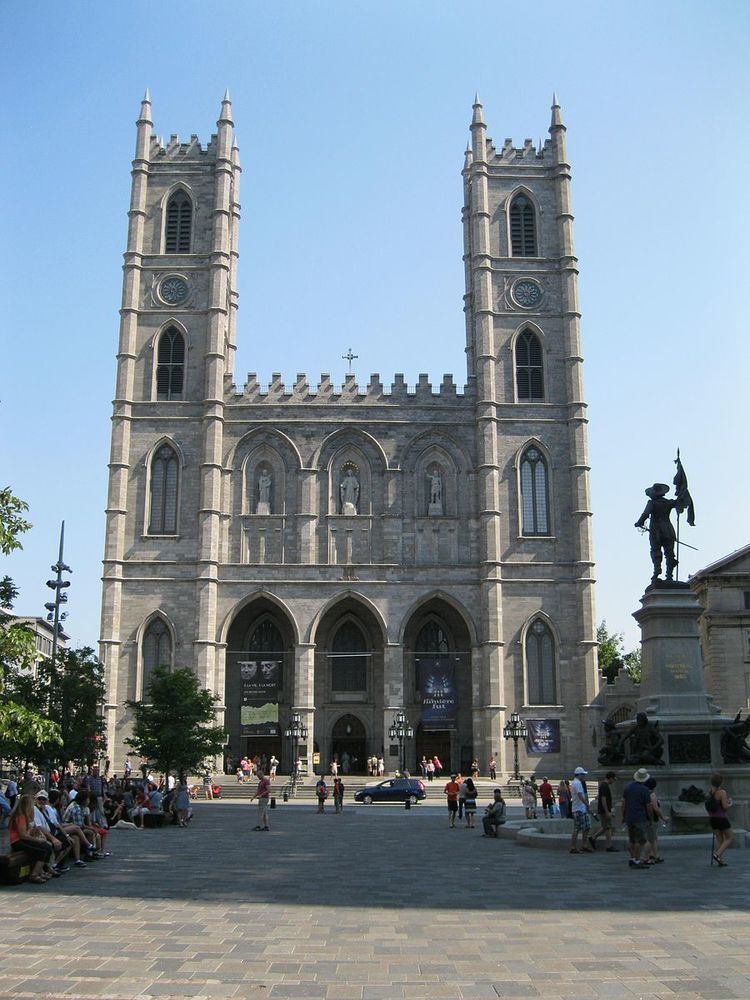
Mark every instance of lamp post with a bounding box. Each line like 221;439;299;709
284;712;308;793
503;712;528;782
43;520;72;675
388;710;414;775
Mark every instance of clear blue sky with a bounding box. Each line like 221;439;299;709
2;1;748;652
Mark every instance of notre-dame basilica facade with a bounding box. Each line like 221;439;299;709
99;91;599;776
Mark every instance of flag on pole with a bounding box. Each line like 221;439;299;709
673;450;695;526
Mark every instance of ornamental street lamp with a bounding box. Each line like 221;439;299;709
284;712;308;792
44;520;72;676
503;711;528;782
388;710;414;775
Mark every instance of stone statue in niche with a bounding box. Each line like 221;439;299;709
428;468;443;516
256;467;272;515
339;467;360;515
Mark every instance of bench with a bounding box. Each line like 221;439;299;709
0;851;32;885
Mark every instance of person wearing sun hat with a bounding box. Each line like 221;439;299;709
620;767;653;869
569;766;593;854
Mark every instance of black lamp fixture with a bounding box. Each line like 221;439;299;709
388;710;414;775
502;711;528;782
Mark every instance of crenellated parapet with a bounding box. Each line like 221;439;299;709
225;372;473;405
149;133;220;160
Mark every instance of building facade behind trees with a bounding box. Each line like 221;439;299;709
99;92;599;776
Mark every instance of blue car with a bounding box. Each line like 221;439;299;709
354;777;426;805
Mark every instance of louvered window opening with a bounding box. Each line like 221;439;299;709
509;195;537;256
527;620;556;704
516;330;544;400
142;618;172;697
520;446;550;535
156;328;185;400
149;445;179;534
165;191;192;253
330;620;369;692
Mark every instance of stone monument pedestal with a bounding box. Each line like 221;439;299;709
626;582;729;766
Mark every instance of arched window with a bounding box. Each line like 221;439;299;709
331;620;368;692
164;190;192;253
148;444;179;534
520;446;550;535
526;619;556;704
509;194;537;256
156;328;185;400
516;330;544;400
246;618;283;652
142;618;172;697
415;620;450;654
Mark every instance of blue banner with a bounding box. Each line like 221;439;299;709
526;719;561;754
418;659;457;730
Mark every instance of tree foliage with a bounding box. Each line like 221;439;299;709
125;666;225;782
597;621;641;684
0;487;62;761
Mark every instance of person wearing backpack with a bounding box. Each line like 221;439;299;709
315;777;328;813
706;773;733;866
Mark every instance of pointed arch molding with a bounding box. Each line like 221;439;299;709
513;436;552;471
330;710;369;740
519;611;561;708
314;427;389;471
142;435;185;537
308;590;388;646
396;590;479;646
219;591;301;646
147;317;191;354
135;610;177;700
502;184;544;216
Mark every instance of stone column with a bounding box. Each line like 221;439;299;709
294;643;315;775
383;642;405;773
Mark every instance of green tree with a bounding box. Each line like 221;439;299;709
597;621;625;683
124;666;225;785
624;648;642;684
0;487;61;762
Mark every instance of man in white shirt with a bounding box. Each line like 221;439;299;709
569;765;594;854
33;791;70;872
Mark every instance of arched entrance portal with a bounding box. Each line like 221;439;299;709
225;599;295;774
330;714;367;775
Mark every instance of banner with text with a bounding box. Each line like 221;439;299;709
233;656;281;736
526;719;561;754
417;659;457;730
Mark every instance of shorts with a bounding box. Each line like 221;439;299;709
709;817;731;832
646;822;658;845
598;814;613;831
627;821;647;845
572;811;591;833
447;800;458;813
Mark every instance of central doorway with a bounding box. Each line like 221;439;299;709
330;714;366;774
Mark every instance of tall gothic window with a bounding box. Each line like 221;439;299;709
142;617;172;697
520;446;550;535
509;194;537;256
415;620;450;654
331;620;368;692
164;190;192;253
526;619;557;704
516;330;544;400
156;328;185;400
148;444;179;534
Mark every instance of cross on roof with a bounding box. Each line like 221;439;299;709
342;348;358;372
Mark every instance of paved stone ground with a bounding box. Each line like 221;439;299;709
1;801;749;1000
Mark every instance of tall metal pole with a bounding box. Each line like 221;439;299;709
49;521;65;674
513;735;520;781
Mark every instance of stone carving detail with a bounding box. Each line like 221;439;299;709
597;719;625;767
720;711;750;764
621;711;665;766
339;466;360;515
428;467;444;516
256;467;272;515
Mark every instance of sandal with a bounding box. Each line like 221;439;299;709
28;875;47;885
713;853;728;867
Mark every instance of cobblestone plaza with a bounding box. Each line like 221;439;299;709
2;803;749;999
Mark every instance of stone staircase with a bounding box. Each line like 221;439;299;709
211;775;523;802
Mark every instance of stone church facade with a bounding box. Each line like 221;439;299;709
99;92;599;776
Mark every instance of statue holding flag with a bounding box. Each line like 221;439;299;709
635;450;695;583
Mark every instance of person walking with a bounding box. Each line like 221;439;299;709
589;772;618;851
250;770;271;831
426;759;435;783
330;758;339;777
315;776;328;813
377;755;384;777
174;779;191;827
707;773;733;866
333;777;345;813
463;777;478;828
202;768;214;801
269;755;279;779
420;756;428;779
620;768;653;869
433;756;443;779
457;773;466;821
539;777;555;818
569;766;594;854
488;756;497;782
444;774;460;828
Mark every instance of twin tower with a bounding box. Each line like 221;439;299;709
99;92;598;777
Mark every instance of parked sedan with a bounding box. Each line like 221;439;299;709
354;777;426;805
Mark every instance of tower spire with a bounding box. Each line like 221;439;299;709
470;93;486;162
550;92;564;129
471;91;485;126
218;90;233;127
138;88;152;127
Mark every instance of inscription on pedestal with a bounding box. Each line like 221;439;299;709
668;732;711;764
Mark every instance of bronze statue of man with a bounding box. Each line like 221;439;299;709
635;483;679;583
